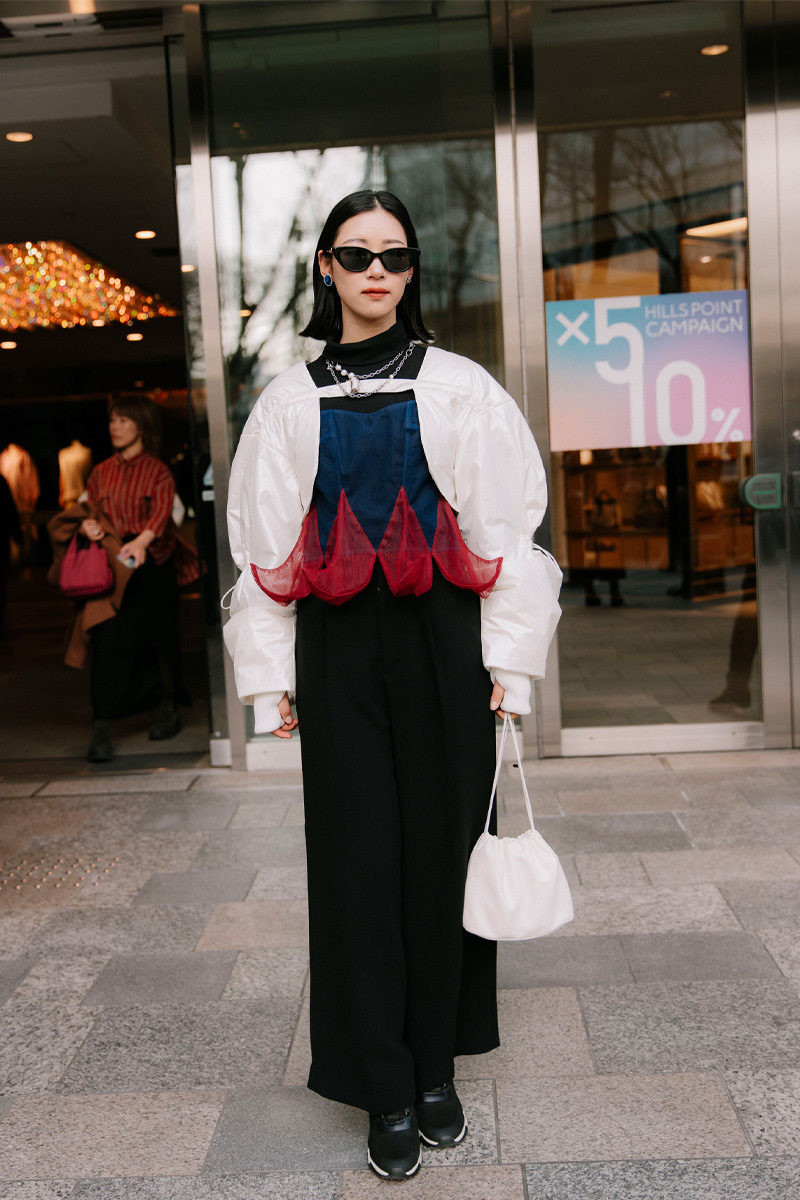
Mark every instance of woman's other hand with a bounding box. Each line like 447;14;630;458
490;681;519;721
271;692;299;738
118;530;154;569
80;518;104;541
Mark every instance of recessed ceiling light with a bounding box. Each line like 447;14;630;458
181;263;195;273
126;332;144;342
239;308;252;317
701;44;729;56
135;230;156;240
699;255;713;263
660;89;677;99
1;340;18;350
6;132;33;143
92;318;106;327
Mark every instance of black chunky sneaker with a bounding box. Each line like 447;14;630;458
367;1106;422;1181
148;698;182;741
415;1080;468;1147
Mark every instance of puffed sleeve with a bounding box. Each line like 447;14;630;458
223;396;303;731
453;363;563;712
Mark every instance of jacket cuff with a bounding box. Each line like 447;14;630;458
491;668;532;715
252;691;286;734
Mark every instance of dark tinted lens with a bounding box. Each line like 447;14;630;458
381;248;413;272
336;247;373;271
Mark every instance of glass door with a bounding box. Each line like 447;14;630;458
523;0;791;754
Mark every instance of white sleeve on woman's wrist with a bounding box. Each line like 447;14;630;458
490;667;532;715
252;691;286;734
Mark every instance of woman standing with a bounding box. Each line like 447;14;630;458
48;395;193;763
224;191;561;1182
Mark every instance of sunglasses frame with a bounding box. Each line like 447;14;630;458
326;245;421;274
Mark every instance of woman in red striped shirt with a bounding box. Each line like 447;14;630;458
80;395;185;762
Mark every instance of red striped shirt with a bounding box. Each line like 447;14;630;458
87;451;176;564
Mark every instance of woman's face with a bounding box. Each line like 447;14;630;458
109;411;141;451
318;207;412;332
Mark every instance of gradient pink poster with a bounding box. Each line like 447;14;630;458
544;290;751;451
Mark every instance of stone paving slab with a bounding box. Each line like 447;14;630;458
135;799;239;832
523;1158;800;1199
246;865;309;900
189;828;307;869
189;772;303;790
0;998;101;1093
27;904;215;955
551;883;739;937
221;948;309;1000
573;851;651;889
0;780;47;798
756;929;800;992
8;951;110;1005
0;1089;226;1179
497;1072;750;1162
578;980;800;1073
724;1068;800;1155
195;900;309;951
71;1174;338;1200
228;798;297;828
56;998;302;1092
132;868;256;906
38;774;199;796
641;847;800;887
618;931;783;982
497;934;633;988
675;807;800;849
534;813;691;855
0;1182;75;1200
557;786;690;815
339;1163;525;1199
0;952;38;1004
81;950;239;1007
717;880;800;933
454;988;593;1079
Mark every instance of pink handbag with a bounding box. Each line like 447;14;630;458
59;534;114;598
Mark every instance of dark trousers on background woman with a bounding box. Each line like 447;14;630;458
295;557;500;1115
90;551;182;721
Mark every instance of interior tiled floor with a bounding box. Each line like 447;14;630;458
0;747;799;1198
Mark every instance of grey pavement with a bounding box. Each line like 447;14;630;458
0;745;799;1198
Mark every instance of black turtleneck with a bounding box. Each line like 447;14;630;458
306;319;428;396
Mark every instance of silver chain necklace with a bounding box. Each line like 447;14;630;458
325;342;415;398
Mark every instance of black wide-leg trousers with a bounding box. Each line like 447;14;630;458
294;557;500;1115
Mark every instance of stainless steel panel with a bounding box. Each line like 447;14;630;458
183;1;247;768
742;0;793;746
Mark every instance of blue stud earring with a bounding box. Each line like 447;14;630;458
323;273;332;287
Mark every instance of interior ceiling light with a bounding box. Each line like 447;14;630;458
0;240;179;331
126;332;143;342
135;230;156;240
239;308;252;317
181;263;195;273
1;340;18;350
685;217;747;238
701;43;730;56
699;255;713;263
5;132;33;143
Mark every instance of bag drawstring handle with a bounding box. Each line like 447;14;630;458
484;712;536;835
220;583;236;613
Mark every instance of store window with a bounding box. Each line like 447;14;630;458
534;1;758;728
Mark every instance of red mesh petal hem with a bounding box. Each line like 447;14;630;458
377;486;433;596
251;489;502;605
432;496;503;597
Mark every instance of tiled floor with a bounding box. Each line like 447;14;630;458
0;747;799;1198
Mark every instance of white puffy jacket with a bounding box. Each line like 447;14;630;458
224;345;563;734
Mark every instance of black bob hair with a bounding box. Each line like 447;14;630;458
299;189;435;344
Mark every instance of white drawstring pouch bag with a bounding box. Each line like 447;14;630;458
463;712;574;941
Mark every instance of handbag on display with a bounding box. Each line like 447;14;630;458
589;490;619;529
59;532;114;599
463;712;574;941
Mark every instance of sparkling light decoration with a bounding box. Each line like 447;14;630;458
0;240;180;331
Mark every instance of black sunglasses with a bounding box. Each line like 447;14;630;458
327;245;421;274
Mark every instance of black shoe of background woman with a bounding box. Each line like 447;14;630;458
87;719;113;763
148;697;182;741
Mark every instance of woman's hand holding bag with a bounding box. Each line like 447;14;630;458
463;712;574;941
59;529;114;599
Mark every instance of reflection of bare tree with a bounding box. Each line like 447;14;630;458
541;119;744;283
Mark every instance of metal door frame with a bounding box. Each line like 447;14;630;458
491;0;795;756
